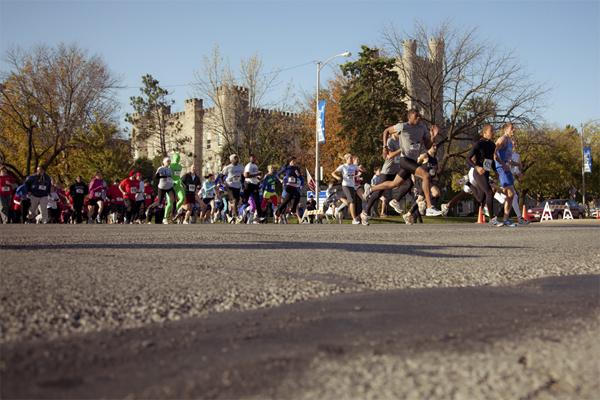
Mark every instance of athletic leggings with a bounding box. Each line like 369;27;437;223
472;171;493;216
365;174;396;214
276;186;300;216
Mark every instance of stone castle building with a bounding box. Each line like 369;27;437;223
132;40;446;174
131;85;296;175
395;38;445;125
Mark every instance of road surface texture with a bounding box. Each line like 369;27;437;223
1;221;599;399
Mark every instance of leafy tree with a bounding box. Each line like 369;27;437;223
0;43;119;178
126;74;187;158
383;22;548;176
338;46;407;176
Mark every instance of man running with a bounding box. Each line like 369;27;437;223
25;166;52;224
244;154;262;221
362;109;442;225
222;154;245;223
69;176;88;224
181;164;201;224
107;179;126;224
465;124;496;224
119;171;140;224
494;122;518;227
275;157;303;224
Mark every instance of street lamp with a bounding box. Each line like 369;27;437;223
581;119;600;214
315;51;351;208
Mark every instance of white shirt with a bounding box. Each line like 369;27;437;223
222;164;244;189
335;164;358;188
244;162;260;185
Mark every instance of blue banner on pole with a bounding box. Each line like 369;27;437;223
583;146;592;173
317;99;326;144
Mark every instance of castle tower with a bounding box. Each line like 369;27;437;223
395;38;444;125
184;98;204;169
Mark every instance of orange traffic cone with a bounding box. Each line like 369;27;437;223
522;205;529;221
476;206;486;224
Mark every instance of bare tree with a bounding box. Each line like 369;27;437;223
382;22;548;175
0;44;120;177
193;44;297;171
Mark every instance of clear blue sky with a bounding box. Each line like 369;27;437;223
1;0;599;128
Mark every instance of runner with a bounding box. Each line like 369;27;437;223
332;153;361;224
166;153;185;220
360;124;404;225
259;165;279;223
494;122;518;227
510;138;529;225
464;124;496;224
68;176;88;224
119;171;140;224
25;166;52;224
364;109;442;215
181;164;201;224
88;171;107;224
200;173;216;223
275;157;303;224
221;154;244;223
0;166;17;224
133;173;145;223
106;179;126;224
244;154;262;222
46;185;61;223
146;157;176;224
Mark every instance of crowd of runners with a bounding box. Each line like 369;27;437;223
0;108;529;226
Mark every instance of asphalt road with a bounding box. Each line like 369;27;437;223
1;221;599;399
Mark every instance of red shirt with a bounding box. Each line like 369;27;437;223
0;175;16;198
144;185;154;207
119;177;139;201
107;184;125;205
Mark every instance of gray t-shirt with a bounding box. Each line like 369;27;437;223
156;166;174;190
222;164;244;189
395;122;430;161
381;136;402;174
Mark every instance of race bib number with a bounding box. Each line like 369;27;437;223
2;186;10;192
429;168;436;177
231;176;241;183
38;185;47;191
130;187;137;193
95;191;102;198
116;197;123;202
288;177;296;184
409;143;420;151
188;184;196;192
76;188;84;194
483;159;493;172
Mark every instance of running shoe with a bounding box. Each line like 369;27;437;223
489;216;499;226
402;212;414;225
425;207;442;216
352;218;361;225
441;203;449;217
503;220;518;227
226;215;233;224
363;183;371;200
518;217;530;225
360;211;370;226
389;199;403;215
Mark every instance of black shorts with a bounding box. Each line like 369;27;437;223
228;187;241;202
110;204;125;214
88;197;104;206
202;198;214;205
397;157;420;180
184;193;196;205
342;186;357;204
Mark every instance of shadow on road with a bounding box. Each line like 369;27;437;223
2;274;598;399
0;241;529;259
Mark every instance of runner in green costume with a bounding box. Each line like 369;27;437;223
166;152;185;219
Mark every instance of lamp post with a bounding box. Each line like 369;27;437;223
581;119;600;215
315;51;351;208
